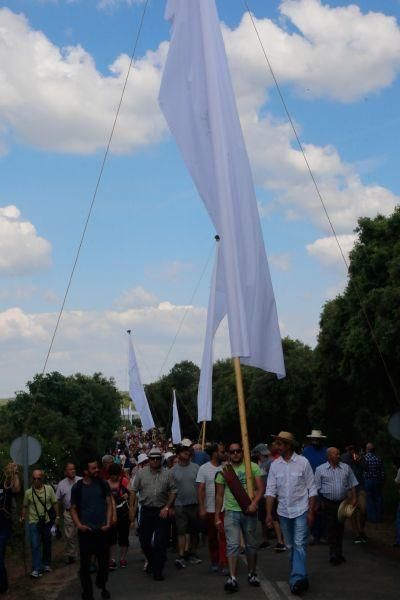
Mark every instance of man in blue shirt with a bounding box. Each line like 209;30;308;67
303;430;328;544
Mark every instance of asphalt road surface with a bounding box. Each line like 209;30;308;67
58;532;399;600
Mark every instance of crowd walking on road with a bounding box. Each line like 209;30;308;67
1;425;399;598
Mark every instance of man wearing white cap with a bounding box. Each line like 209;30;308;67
303;430;328;546
132;448;177;581
266;432;317;596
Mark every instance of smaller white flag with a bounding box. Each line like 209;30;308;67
128;334;155;432
172;389;182;444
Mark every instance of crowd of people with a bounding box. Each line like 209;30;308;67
0;425;399;598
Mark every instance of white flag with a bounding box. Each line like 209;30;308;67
128;334;155;432
197;241;226;422
171;389;182;444
160;0;285;422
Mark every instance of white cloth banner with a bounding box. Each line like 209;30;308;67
159;0;285;422
171;389;182;444
128;335;155;432
197;242;226;422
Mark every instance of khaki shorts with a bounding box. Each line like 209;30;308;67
174;504;200;536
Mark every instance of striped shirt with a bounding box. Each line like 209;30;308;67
315;462;358;502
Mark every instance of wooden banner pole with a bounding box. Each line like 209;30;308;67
201;420;206;450
233;356;254;498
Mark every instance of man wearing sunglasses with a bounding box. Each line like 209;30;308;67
215;443;264;593
132;448;177;581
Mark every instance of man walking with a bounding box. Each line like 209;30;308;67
341;444;368;543
21;469;59;578
215;442;264;592
303;430;328;545
0;462;21;594
171;444;201;568
315;447;358;565
71;457;112;600
197;443;227;573
364;442;385;523
132;447;177;581
266;432;317;596
56;463;82;564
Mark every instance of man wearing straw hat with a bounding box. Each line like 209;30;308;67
266;432;317;596
315;447;358;566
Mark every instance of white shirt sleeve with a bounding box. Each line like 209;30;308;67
265;464;277;498
305;460;318;497
196;465;206;484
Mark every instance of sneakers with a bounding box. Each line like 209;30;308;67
360;532;368;543
258;541;270;549
30;571;43;579
188;553;202;565
174;557;186;569
108;559;117;571
248;573;260;587
120;560;127;569
224;576;239;592
353;536;363;544
44;565;52;573
274;543;287;552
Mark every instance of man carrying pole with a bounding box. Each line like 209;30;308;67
215;442;264;592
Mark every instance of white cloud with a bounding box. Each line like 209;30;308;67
0;297;229;396
114;286;159;310
0;8;168;154
306;233;357;266
0;307;48;340
0;205;51;275
269;253;291;272
97;0;145;10
223;1;400;104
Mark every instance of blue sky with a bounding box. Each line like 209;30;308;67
1;0;399;397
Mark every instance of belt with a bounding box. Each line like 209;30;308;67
320;495;346;504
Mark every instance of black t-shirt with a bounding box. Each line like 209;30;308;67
71;479;109;530
0;482;13;528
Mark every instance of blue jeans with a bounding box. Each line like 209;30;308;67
279;512;308;588
364;480;383;523
0;523;11;593
29;522;52;573
396;504;400;545
224;511;258;557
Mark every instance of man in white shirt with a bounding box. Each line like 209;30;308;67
56;463;82;564
196;444;227;573
266;432;317;596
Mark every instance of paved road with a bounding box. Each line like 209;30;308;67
58;532;400;600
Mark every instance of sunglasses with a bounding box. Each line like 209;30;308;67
149;457;161;460
229;449;242;454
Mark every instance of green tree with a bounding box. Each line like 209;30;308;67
0;372;122;478
313;207;400;450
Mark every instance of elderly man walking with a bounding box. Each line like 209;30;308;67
56;463;82;564
132;447;177;581
266;432;317;596
315;447;358;565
